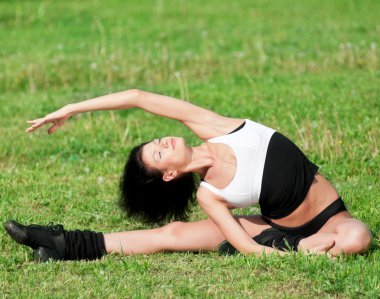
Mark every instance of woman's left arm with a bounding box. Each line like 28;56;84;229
197;187;283;255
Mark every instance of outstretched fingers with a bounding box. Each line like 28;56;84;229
25;118;48;133
26;118;44;124
26;108;71;134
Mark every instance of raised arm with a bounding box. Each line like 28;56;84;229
26;89;243;140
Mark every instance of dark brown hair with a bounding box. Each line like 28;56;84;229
119;143;196;224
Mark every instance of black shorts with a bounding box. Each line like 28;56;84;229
262;197;347;237
259;132;319;219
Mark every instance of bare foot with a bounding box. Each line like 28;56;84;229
299;239;335;255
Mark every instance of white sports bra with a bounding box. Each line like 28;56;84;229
200;119;275;208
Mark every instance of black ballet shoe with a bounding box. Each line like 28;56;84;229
218;239;239;255
4;220;106;262
3;220;66;257
33;246;64;262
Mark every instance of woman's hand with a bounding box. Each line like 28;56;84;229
26;105;74;134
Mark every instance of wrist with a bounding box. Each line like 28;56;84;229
63;104;77;116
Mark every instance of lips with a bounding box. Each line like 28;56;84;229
171;138;175;149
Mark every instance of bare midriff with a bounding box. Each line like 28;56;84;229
267;173;342;227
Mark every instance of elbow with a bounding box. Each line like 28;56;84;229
127;89;142;98
125;89;143;106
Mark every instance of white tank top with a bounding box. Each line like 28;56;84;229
200;119;275;208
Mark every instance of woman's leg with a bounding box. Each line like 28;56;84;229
4;215;338;261
298;211;372;256
105;216;270;255
4;216;270;259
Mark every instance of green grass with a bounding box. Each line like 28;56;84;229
0;0;379;297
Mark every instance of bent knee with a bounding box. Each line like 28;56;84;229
339;226;372;254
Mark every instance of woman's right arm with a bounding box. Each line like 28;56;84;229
26;89;243;139
197;188;284;255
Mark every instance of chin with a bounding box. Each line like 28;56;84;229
178;137;187;149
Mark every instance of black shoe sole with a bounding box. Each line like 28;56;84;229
3;220;28;246
34;247;57;262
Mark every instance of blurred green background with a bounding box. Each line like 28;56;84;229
0;0;379;297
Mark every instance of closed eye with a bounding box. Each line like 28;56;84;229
153;150;161;161
153;139;162;161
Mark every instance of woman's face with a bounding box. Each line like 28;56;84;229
141;136;188;181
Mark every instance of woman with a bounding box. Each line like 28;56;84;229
4;89;372;262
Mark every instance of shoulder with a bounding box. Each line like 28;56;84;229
196;185;232;209
196;185;215;202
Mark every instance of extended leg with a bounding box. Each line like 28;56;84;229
5;215;339;261
105;218;335;256
4;216;270;260
105;216;269;255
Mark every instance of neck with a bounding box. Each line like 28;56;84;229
181;143;215;177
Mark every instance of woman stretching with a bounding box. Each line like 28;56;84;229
4;89;372;261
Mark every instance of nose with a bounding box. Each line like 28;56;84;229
160;138;169;148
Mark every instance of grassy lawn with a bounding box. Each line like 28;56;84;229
0;0;379;297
